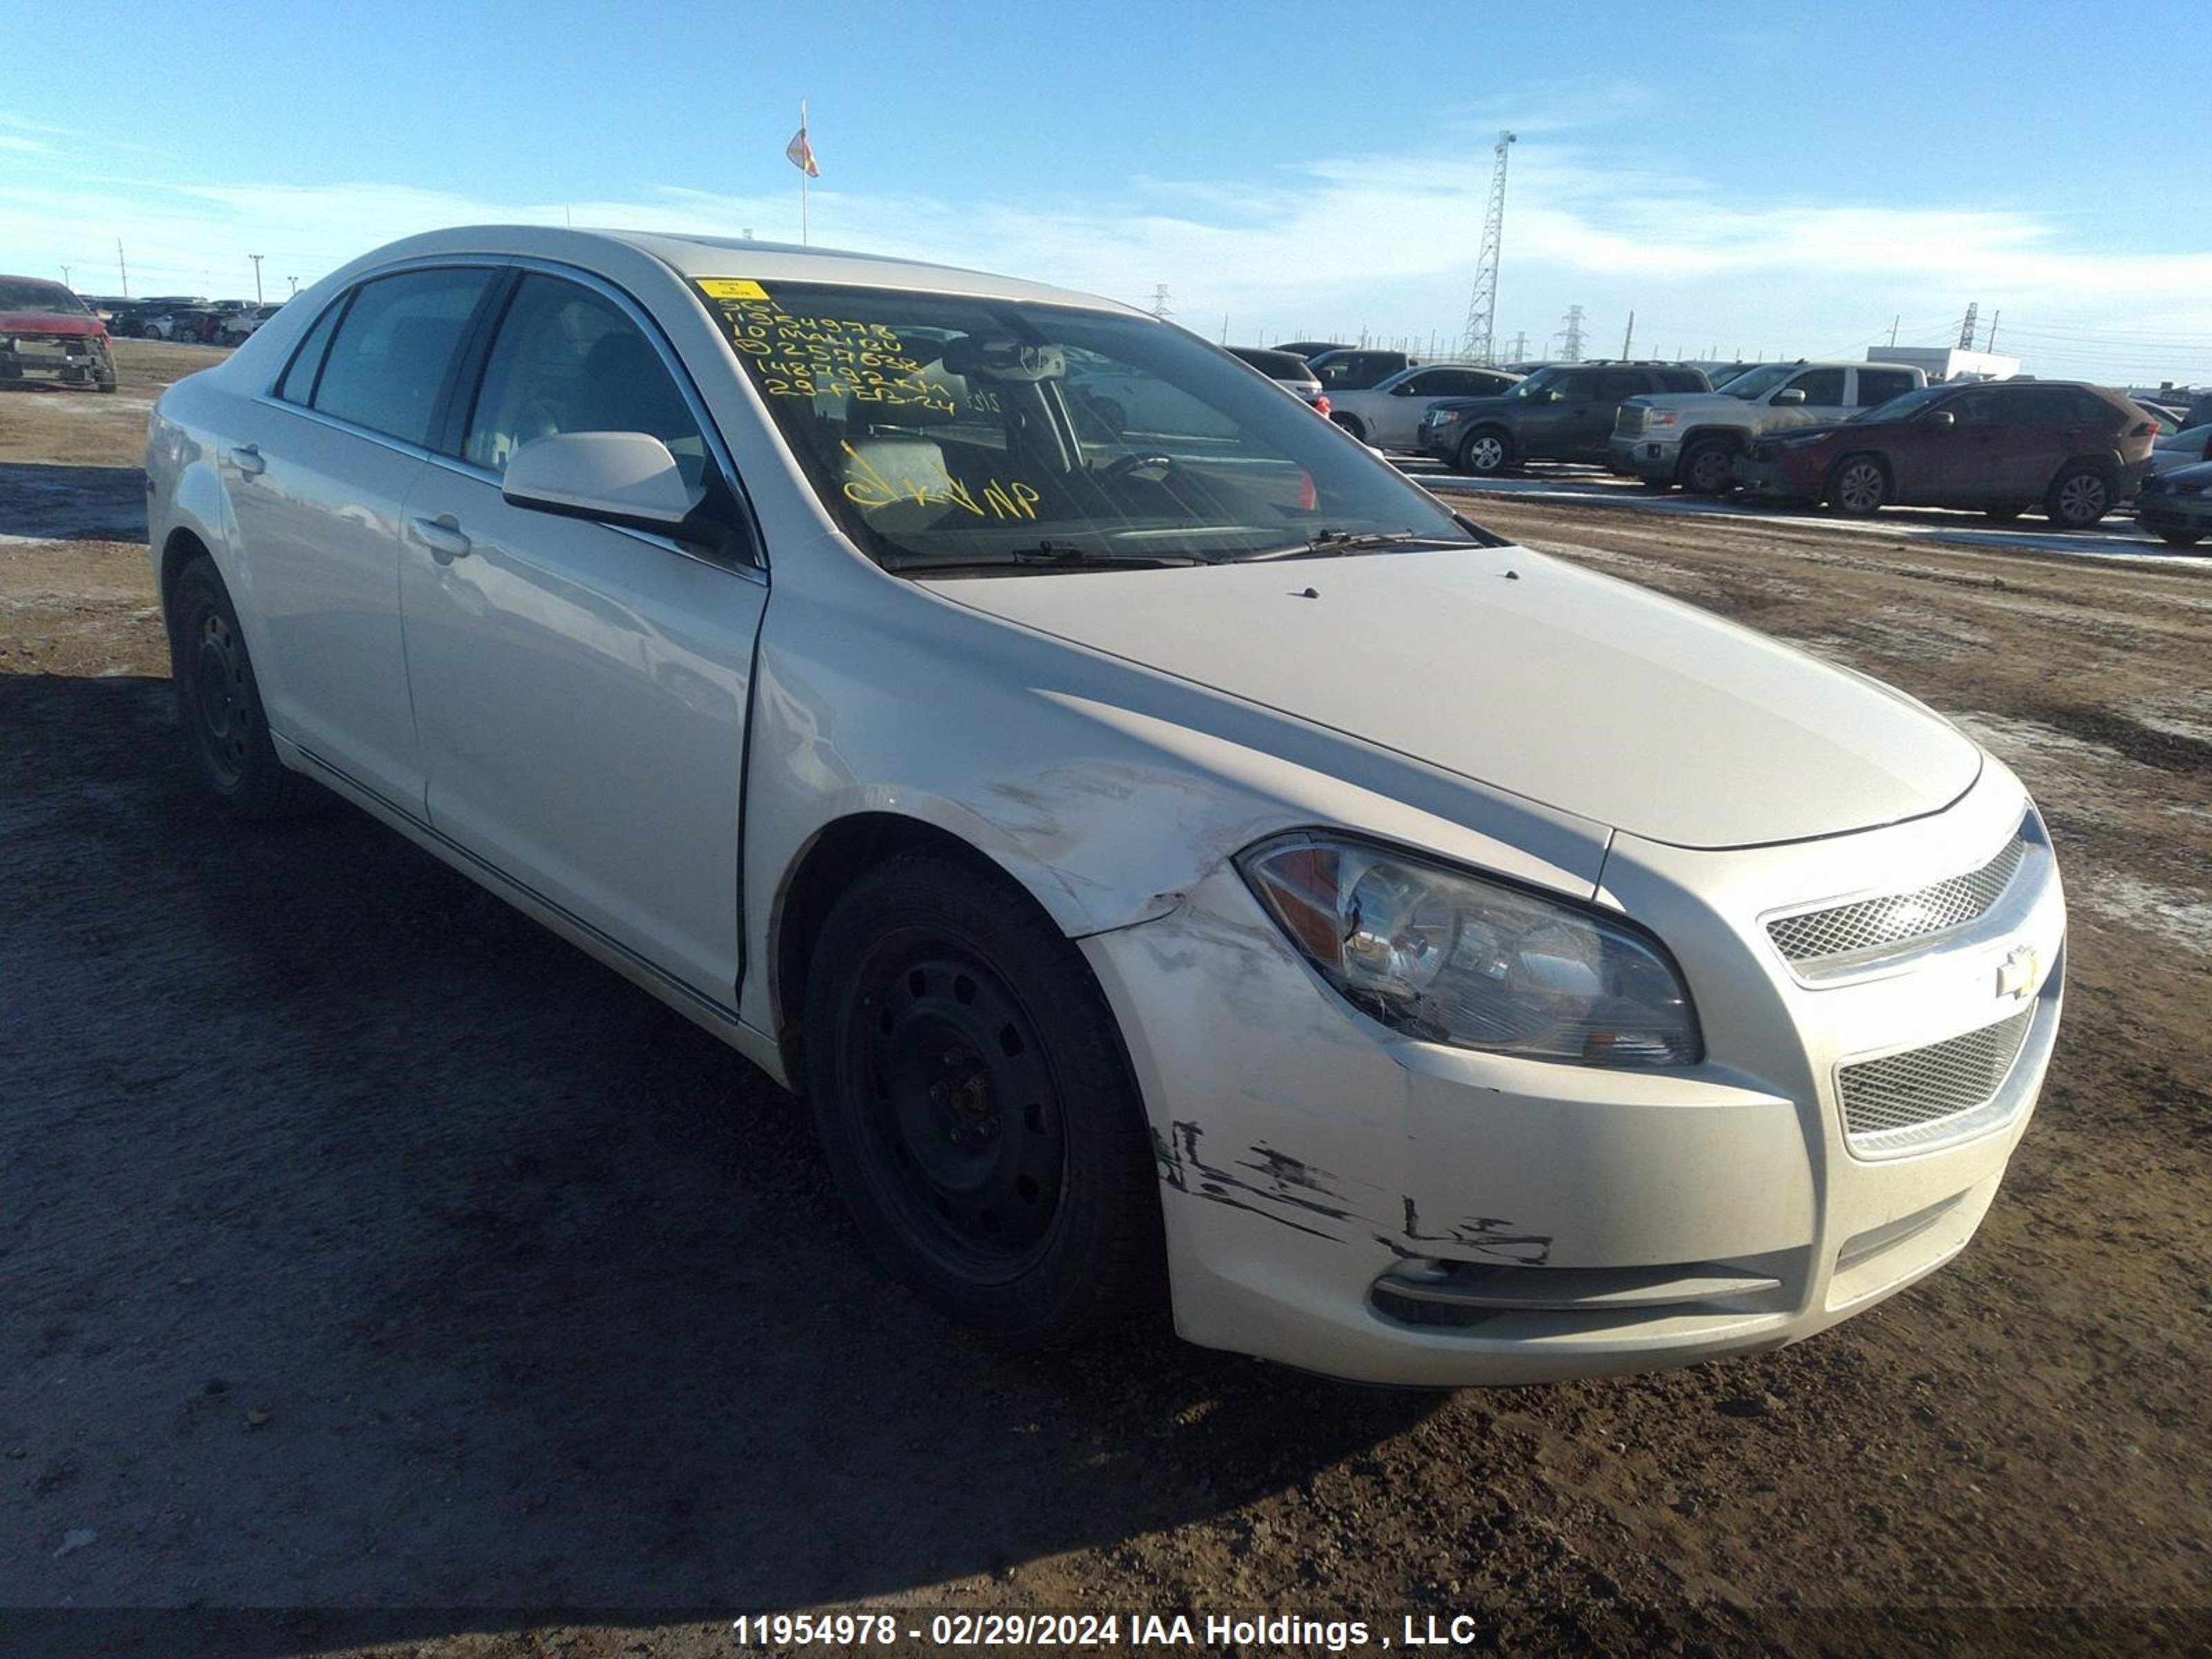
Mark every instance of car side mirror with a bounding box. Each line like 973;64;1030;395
503;431;705;536
1772;388;1807;406
1544;389;1566;402
1927;410;1956;427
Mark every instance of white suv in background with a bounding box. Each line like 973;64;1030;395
1613;360;1926;493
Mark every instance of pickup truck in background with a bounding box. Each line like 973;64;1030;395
1612;361;1925;493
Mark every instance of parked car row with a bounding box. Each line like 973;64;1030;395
103;297;285;345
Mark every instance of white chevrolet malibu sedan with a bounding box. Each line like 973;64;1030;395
146;228;2065;1385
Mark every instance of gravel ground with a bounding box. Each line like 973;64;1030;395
2;344;2207;1658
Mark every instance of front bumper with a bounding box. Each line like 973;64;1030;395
1609;435;1679;481
1417;418;1461;460
1734;453;1821;500
2136;489;2212;536
0;331;114;388
1081;762;2063;1386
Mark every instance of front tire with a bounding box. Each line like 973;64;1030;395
2045;465;2112;529
167;558;310;818
1456;427;1514;476
1680;438;1736;494
803;855;1161;1344
1829;455;1889;516
2156;529;2204;549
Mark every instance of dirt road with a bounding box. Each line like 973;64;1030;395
3;345;2207;1657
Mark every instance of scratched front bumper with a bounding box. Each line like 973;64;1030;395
1079;759;2063;1387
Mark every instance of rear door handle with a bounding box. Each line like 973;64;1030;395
227;444;265;478
406;514;472;563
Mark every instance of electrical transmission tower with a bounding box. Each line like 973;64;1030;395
1149;284;1172;321
1958;302;1978;351
1456;131;1517;364
1557;303;1586;363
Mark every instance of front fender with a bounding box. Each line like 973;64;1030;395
738;572;1613;1032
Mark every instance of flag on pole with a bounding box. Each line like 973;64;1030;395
785;121;819;178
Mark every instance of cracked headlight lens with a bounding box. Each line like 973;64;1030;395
1237;833;1701;1067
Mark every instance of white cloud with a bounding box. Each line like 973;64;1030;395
1;133;2206;379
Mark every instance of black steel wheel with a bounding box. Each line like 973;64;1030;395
168;557;310;818
1680;439;1736;494
805;854;1162;1342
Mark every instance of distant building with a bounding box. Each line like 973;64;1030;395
1867;346;2022;383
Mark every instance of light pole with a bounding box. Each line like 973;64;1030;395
287;276;298;298
250;254;264;305
60;264;72;289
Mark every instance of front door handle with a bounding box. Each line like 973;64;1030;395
227;444;265;478
407;514;473;564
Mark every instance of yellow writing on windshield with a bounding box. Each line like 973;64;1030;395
841;442;1040;521
704;286;958;417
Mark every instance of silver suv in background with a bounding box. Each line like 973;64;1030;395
1324;363;1521;448
1613;361;1925;493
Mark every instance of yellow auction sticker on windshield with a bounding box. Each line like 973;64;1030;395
698;279;771;301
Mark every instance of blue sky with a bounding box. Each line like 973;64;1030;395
5;0;2209;383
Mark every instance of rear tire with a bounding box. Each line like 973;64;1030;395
1828;455;1888;516
2045;465;2112;529
1456;427;1514;476
1331;412;1366;441
1680;438;1736;494
167;558;312;819
1983;505;2025;521
803;855;1162;1345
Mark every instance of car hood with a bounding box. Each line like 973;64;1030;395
926;544;1980;850
0;310;104;337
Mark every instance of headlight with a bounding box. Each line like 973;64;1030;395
1436;409;1465;424
1237;833;1701;1067
1646;410;1678;429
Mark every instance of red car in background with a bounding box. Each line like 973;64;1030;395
1734;379;2157;528
0;274;118;393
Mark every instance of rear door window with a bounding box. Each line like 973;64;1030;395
309;268;494;448
1855;369;1917;408
1416;369;1504;396
461;274;710;485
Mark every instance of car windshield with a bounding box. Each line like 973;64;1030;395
0;279;87;315
1853;384;1953;424
1721;364;1795;401
700;280;1478;572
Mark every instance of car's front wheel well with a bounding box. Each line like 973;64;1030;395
159;527;214;630
771;814;1042;1089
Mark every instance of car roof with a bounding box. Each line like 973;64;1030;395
335;225;1145;316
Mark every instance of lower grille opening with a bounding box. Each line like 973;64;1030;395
1371;1258;1787;1331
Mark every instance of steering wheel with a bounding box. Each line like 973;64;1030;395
1102;451;1176;483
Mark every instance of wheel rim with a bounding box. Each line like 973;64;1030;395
1689;447;1730;490
2058;474;2106;523
1838;462;1883;511
848;942;1067;1280
189;608;252;789
1468;435;1503;472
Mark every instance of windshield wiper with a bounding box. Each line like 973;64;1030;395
892;541;1206;575
1231;530;1456;563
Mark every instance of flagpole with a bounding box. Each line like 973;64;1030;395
800;98;809;246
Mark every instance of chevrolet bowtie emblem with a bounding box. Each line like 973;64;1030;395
1996;944;2040;1001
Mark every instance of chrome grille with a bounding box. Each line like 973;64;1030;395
1768;825;2028;966
1839;1008;2035;1142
